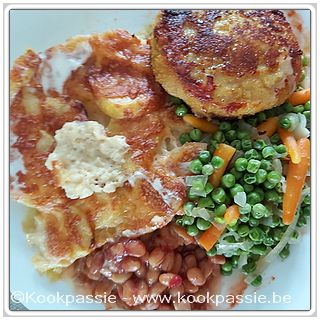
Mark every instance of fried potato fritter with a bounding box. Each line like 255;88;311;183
10;33;204;273
152;10;302;118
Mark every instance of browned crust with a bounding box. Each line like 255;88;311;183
152;10;302;118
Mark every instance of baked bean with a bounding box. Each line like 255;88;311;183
121;279;147;306
121;257;141;273
109;243;125;256
146;269;160;286
93;279;113;297
148;247;165;268
149;282;166;296
135;264;147;278
169;284;185;297
184;254;197;269
159;273;183;288
210;255;226;265
125;240;146;257
195;247;206;260
110;272;132;284
183;279;199;294
199;259;214;279
170;253;182;274
187;267;206;286
160;251;175;271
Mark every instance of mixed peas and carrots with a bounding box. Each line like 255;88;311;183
172;88;311;286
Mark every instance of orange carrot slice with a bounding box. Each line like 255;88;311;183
287;88;310;106
224;204;240;225
257;117;279;137
198;223;225;251
278;128;301;164
183;114;218;133
282;138;310;225
209;143;236;188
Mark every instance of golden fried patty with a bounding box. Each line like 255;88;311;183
152;10;302;118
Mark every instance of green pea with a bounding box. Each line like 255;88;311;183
239;214;250;223
176;218;183;226
269;215;281;228
302;206;311;217
221;173;236;188
243;173;257;185
267;171;282;184
202;164;214;176
220;268;232;276
227;223;238;232
231;255;240;268
242;139;253;151
190;128;202;142
234;157;248;172
225;129;237;141
240;203;252;215
229;167;243;181
249;217;260;227
198;150;212;164
247;159;261;174
196;218;212;230
242;262;256;275
274;144;287;154
263;237;275;247
243;183;254;193
175;105;188;117
214;204;227;216
303;110;311;121
179;133;191;145
246;118;258;126
230;139;242;150
182;215;195;225
244;149;261;160
297;215;307;227
279;244;290;259
279;116;292;129
255;169;268;184
186;224;200;236
198;196;215;208
247;192;261;205
225;192;232;206
303;194;311;206
183;202;195;215
283;102;293;112
251;275;263;287
248;253;261;262
304;100;311;111
302;55;309;66
169;96;182;105
264;190;279;202
237;130;250;140
292;105;305;114
265;109;275;118
249;227;265;242
262;146;277;159
250;244;267;255
214;217;225;224
238;224;250;237
252;204;268;219
270;134;280;144
211;187;226;204
205;182;214;195
219;121;232;132
263;180;277;190
230;184;245;197
211;156;224;169
189;159;203;174
290;229;300;243
212;131;225;143
271;228;284;241
221;261;233;272
254;139;267;150
187;188;199;200
260;159;273;171
207;247;217;256
208;143;216;154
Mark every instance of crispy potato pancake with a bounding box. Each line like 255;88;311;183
152;10;302;118
10;32;205;272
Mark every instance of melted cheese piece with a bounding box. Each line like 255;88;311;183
45;121;130;199
40;41;92;94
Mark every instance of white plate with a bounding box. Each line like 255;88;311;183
9;9;311;311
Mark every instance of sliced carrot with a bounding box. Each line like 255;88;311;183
282;138;310;225
209;143;236;188
287;88;310;106
198;223;225;251
224;204;240;225
278;128;301;164
257;116;279;137
183;114;218;133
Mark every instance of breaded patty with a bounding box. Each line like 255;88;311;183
152;10;302;118
10;35;204;272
